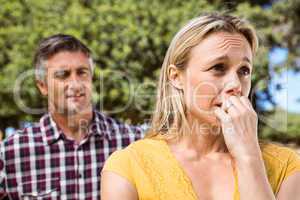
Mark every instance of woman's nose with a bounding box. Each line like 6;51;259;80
224;74;242;97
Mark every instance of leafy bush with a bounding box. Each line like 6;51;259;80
0;0;299;142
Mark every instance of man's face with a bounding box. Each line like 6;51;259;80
37;51;93;116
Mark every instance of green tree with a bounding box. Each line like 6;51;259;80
0;0;299;142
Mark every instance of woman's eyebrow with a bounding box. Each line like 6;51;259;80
242;56;251;63
207;55;228;63
207;55;251;64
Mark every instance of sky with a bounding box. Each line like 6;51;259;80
267;47;300;113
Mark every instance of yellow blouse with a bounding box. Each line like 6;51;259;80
103;137;300;200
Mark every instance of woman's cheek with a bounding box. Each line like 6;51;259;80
186;81;218;113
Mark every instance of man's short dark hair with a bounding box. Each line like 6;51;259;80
34;34;93;82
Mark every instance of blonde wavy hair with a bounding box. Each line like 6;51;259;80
147;13;259;140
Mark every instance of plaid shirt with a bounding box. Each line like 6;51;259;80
0;110;145;200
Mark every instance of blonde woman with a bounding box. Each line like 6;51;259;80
101;13;300;200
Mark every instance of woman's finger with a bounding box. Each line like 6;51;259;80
240;96;253;111
214;107;231;124
214;107;235;136
228;96;246;113
224;97;240;117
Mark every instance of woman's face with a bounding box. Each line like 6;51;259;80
177;31;253;127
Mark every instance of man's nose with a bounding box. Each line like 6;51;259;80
69;78;83;87
68;73;83;89
69;71;80;82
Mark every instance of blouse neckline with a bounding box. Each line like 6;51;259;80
156;138;239;200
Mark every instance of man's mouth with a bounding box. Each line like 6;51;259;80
66;93;85;101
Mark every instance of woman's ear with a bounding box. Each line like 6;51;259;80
168;64;183;90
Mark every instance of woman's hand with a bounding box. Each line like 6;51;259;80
214;95;261;162
214;95;277;200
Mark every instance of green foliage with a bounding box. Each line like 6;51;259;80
0;0;299;142
260;110;300;144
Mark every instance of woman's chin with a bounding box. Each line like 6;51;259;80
201;113;221;125
189;110;221;127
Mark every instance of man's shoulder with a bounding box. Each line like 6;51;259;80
94;110;129;127
1;121;45;153
93;110;146;137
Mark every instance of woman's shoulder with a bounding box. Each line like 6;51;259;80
105;137;167;165
260;141;300;193
260;141;300;165
102;136;172;186
128;136;166;151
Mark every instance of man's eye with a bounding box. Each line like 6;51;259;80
238;66;251;76
77;69;89;76
55;71;69;79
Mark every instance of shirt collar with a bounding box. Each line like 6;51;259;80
40;113;63;145
41;110;111;145
91;110;113;140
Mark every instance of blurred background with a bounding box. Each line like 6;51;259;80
0;0;299;150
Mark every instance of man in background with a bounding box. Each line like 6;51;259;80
0;34;144;199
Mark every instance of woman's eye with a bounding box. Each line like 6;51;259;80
210;64;226;72
238;66;251;76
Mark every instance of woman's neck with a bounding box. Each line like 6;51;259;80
169;119;229;160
